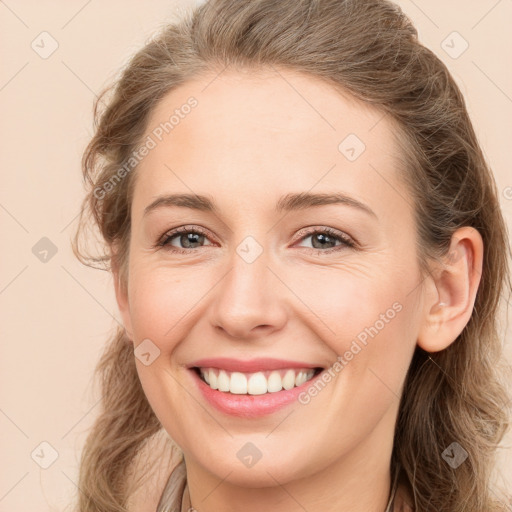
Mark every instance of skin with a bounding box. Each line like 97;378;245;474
114;67;483;512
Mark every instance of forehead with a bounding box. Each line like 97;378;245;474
133;67;408;218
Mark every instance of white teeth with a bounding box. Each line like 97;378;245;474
295;371;307;387
217;370;230;392
282;369;296;390
208;369;217;389
230;372;247;394
267;371;283;393
247;372;267;395
198;367;317;394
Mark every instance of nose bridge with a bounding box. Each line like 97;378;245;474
210;238;287;339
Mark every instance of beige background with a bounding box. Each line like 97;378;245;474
0;1;511;510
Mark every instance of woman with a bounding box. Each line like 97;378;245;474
72;0;511;510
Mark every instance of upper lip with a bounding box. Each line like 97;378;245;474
188;357;323;373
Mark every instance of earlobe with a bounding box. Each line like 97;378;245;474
417;226;484;353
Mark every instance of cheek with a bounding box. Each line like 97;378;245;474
127;264;209;345
291;265;419;394
291;272;419;459
290;263;412;344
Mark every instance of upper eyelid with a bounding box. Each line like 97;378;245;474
295;226;354;242
159;225;214;244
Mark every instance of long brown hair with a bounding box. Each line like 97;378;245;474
72;0;511;510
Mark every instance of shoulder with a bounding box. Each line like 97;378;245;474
125;429;183;512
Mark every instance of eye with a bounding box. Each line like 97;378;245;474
294;227;355;254
156;225;214;253
156;225;356;255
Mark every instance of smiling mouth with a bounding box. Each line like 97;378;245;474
192;367;323;395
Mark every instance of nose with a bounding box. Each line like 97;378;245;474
209;248;288;341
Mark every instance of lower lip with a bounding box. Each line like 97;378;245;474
189;368;323;418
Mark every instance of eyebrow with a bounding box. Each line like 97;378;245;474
143;192;377;218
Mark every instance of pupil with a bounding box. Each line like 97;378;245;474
182;233;203;248
312;233;334;249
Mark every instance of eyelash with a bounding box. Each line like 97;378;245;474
156;225;356;255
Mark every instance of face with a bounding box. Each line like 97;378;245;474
115;67;426;489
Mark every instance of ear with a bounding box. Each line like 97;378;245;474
417;226;484;353
111;245;134;341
